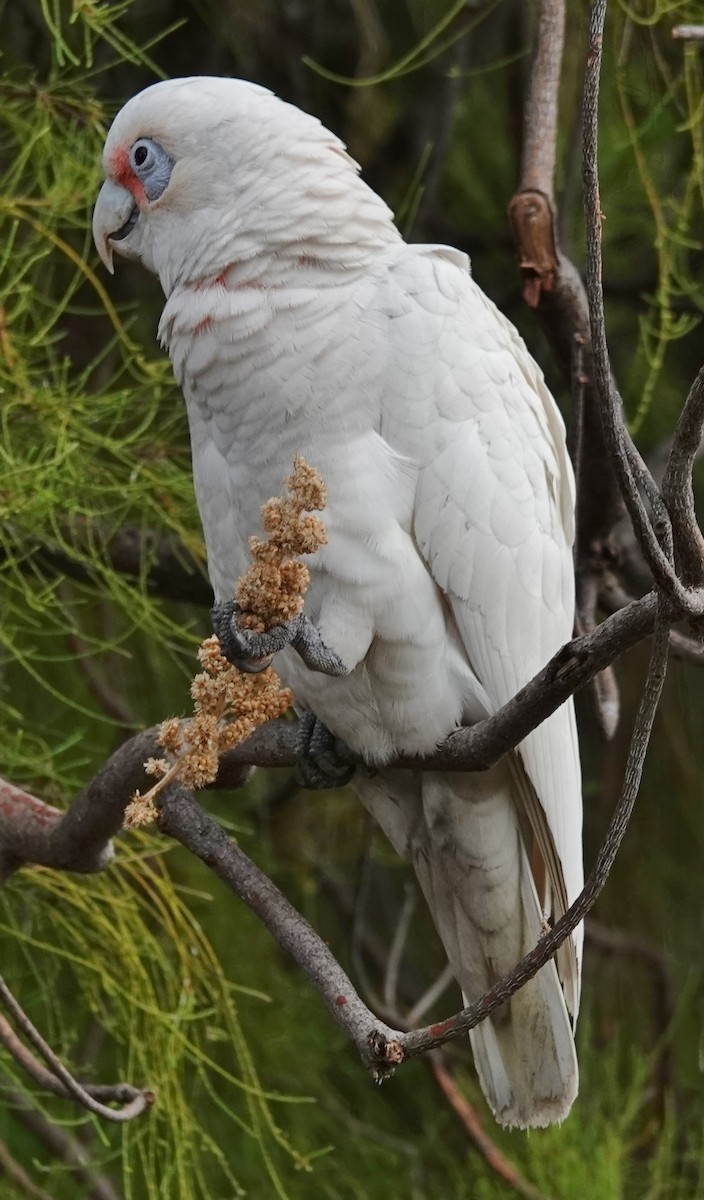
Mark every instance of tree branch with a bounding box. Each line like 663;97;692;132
0;587;674;888
156;590;667;1074
0;1137;54;1200
429;1059;548;1200
218;589;662;775
520;0;564;200
582;0;704;619
0;978;153;1122
394;601;670;1062
0;778;113;885
661;365;704;587
157;786;404;1066
6;1091;125;1200
508;0;624;736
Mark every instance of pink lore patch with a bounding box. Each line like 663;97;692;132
110;145;147;205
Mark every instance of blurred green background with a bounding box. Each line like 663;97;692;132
1;1;704;1197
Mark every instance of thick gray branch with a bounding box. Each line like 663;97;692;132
158;787;402;1066
0;589;671;884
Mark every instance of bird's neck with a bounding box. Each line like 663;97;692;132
154;159;403;294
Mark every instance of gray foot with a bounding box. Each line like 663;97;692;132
295;710;355;789
211;602;348;677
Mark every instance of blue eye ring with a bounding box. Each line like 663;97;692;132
128;137;174;202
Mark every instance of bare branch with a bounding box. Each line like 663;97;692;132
509;0;624;734
0;978;153;1122
661;365;704;587
383;885;416;1014
157;786;404;1065
405;964;455;1027
0;778;113;885
582;0;704;618
6;1092;125;1200
0;1137;54;1200
1;587;673;888
156;590;666;1075
520;0;564;199
599;577;704;666
429;1058;548;1200
393;603;670;1062
220;589;662;775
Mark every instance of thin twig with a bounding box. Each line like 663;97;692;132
582;0;704;618
0;1138;54;1200
0;978;153;1122
0;1013;141;1106
661;365;704;587
383;885;416;1014
405;964;455;1027
429;1058;549;1200
5;1092;124;1200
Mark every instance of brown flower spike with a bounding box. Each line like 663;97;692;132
236;455;328;632
125;458;327;828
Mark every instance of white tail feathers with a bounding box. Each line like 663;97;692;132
468;962;578;1128
355;767;580;1129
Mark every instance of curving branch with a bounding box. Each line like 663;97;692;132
156;589;668;1073
158;786;403;1063
508;0;625;737
0;587;667;885
582;0;704;619
0;778;113;884
661;365;704;587
0;979;153;1122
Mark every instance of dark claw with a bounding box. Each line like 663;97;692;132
295;710;356;789
211;600;274;673
211;601;348;678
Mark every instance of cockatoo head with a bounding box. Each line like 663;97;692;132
93;76;396;292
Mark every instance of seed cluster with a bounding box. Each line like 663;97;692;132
236;456;328;632
124;458;327;829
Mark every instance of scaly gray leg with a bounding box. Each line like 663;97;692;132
211;601;348;677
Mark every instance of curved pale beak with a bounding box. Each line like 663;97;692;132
92;179;138;274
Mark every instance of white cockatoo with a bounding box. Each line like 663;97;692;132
93;76;583;1129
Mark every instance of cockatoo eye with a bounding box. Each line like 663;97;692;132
128;137;174;202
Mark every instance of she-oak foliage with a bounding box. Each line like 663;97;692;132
1;1;704;1197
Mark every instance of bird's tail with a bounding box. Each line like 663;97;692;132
355;766;578;1129
466;852;578;1128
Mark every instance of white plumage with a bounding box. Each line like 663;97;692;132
94;76;583;1128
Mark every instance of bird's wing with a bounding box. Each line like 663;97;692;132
383;244;583;1012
